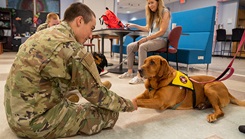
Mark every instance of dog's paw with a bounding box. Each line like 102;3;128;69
207;114;217;123
197;103;208;110
197;102;211;110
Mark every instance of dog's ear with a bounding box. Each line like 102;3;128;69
158;58;168;77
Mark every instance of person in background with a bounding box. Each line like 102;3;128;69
4;3;137;138
118;0;170;84
36;12;60;32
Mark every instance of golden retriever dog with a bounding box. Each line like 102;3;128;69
136;55;245;123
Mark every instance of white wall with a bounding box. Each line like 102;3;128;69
84;0;115;52
60;0;75;20
84;0;114;30
219;1;239;34
117;14;129;25
128;10;145;21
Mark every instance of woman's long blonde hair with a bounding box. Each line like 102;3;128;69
145;0;166;30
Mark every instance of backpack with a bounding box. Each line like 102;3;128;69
99;7;124;29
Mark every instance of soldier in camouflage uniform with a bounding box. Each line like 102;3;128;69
4;3;137;139
36;12;60;32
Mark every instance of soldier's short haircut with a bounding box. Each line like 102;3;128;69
63;2;96;24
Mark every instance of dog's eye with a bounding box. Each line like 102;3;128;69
150;60;155;65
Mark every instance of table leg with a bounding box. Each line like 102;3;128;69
108;33;127;74
108;38;113;66
110;38;113;57
101;35;105;54
98;34;113;67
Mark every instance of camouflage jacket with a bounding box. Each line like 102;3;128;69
4;21;134;135
36;23;48;32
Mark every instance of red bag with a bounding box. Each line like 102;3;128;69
100;7;124;29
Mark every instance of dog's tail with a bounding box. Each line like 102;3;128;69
229;93;245;106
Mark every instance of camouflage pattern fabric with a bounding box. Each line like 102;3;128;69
36;23;48;32
4;21;134;138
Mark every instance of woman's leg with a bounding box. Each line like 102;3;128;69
127;42;138;73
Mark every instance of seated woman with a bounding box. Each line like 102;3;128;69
118;0;170;84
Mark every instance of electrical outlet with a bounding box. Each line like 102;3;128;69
198;56;204;60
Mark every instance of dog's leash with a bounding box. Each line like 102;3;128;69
189;30;245;84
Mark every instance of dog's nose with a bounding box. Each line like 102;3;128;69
138;69;143;77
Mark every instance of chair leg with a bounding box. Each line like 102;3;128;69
213;41;223;56
213;41;217;55
227;42;231;56
176;53;178;70
97;39;101;53
221;42;224;57
230;42;233;54
238;44;245;59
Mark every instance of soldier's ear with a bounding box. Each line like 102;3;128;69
76;16;83;26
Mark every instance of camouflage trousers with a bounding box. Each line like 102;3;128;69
12;100;119;139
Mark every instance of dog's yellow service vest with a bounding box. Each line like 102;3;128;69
172;71;194;90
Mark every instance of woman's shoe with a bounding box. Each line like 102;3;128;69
129;76;144;84
119;72;134;79
238;125;245;134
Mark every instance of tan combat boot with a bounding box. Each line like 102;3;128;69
102;80;112;89
67;81;112;102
